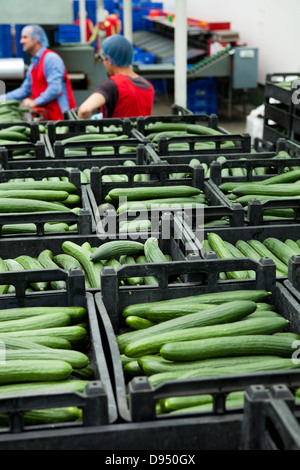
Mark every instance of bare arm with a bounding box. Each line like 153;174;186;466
77;92;106;119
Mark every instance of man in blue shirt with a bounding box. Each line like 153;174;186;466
1;25;76;120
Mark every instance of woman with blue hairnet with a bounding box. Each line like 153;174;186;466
78;34;154;119
1;25;76;120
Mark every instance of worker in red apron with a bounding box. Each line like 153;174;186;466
77;34;154;119
2;25;76;120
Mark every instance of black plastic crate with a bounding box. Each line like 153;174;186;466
47;117;139;144
264;73;300;107
196;223;300;280
94;257;300;432
0;167;95;236
52;137;150;160
284;255;300;304
0;141;52;166
0;214;205;295
208;157;300;226
89;163;245;229
240;383;300;450
154;133;252;157
134;113;230;137
0;267;117;444
0;121;41;144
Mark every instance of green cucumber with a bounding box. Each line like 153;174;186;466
0;379;89;396
62;241;100;288
144;237;169;263
136;255;158;285
3;348;89;369
160;334;298;362
14;255;49;291
117;300;257;354
0;359;73;385
0;325;88;346
0;189;69;202
90;240;145;262
0;306;87;324
124;316;287;358
122;289;271;318
263;237;299;266
119;255;144;286
247;240;288;276
0;312;71;333
0;257;9;295
107;185;202;202
125;315;156;330
149;357;300;387
37;250;66;290
207;233;249;279
285;239;300;255
231;183;300;197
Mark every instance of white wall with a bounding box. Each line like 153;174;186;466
161;0;300;84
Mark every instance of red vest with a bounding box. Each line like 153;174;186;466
30;49;76;121
103;74;154;118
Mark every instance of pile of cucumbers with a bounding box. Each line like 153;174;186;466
117;289;300;415
0;305;94;426
204;233;300;279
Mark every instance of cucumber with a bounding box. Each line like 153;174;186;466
263;237;299;266
0;312;71;333
0;189;69;202
124;316;287;358
138;354;280;376
117;300;257;353
0;325;88;346
0;360;73;384
169;397;245;414
0;257;9;295
0;198;71;213
144;237;169;264
247;240;288;276
0;306;87;324
285;239;300;255
231;183;300;197
119;255;144;286
207;233;249;279
142;303;218;322
0;180;76;193
259;169;300;185
149;357;300;387
14;255;49;291
3;348;89;369
62;241;100;288
106;185;202;202
37;250;66;290
125;315;156;330
123;360;143;376
16;407;82;425
122;289;271;318
0;379;89;396
136;255;158;285
160;334;298;362
90;240;145;262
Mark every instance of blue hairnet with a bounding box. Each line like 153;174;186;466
22;25;49;48
101;34;133;67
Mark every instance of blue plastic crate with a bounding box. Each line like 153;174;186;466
0;25;12;58
133;51;155;65
187;77;218;115
55;25;81;43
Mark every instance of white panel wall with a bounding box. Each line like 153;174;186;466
161;0;300;84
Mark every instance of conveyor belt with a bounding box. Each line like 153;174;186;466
133;31;205;63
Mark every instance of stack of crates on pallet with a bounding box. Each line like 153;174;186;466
187;78;218;115
0;25;12;59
